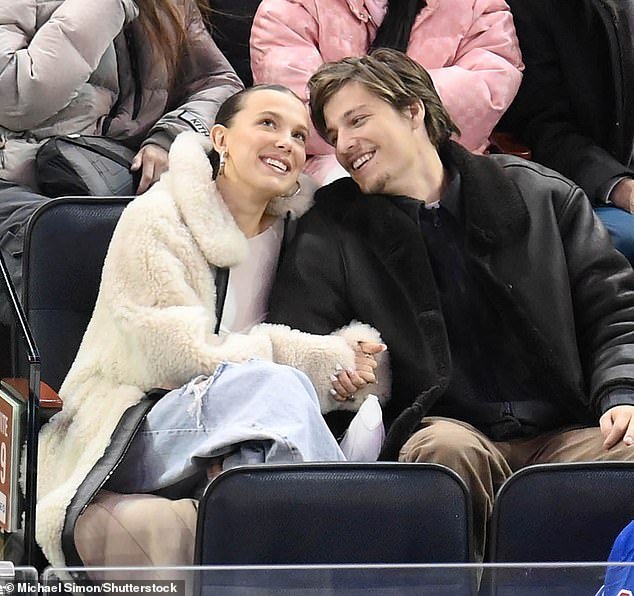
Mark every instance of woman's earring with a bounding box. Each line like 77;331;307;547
279;181;301;199
218;150;227;176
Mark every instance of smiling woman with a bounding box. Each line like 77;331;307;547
210;85;310;237
35;85;390;569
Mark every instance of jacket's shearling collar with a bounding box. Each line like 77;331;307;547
315;141;531;253
442;141;531;251
166;131;316;268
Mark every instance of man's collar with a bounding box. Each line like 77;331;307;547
433;162;461;220
440;142;530;251
316;141;530;252
391;163;462;223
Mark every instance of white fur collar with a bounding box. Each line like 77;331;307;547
166;132;316;268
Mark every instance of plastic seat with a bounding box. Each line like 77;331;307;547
487;461;634;595
196;462;473;565
22;196;131;392
207;1;263;86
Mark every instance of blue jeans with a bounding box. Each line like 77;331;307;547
107;359;346;498
595;206;634;265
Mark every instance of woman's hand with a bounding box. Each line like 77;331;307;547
329;341;386;401
131;144;169;194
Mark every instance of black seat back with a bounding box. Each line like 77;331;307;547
196;462;473;565
22;197;130;392
489;462;634;563
487;462;634;595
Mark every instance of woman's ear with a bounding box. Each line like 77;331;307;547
210;124;228;153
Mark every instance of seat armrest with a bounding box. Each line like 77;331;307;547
2;377;63;410
488;132;532;160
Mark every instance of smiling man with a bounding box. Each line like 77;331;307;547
267;49;634;560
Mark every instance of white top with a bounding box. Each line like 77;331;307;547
219;217;284;335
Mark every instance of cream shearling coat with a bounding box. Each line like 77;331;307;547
35;131;389;566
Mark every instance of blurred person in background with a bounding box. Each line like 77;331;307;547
0;0;243;300
499;0;634;264
250;0;523;183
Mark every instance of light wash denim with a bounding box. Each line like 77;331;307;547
107;359;345;497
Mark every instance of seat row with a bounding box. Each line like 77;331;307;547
17;198;634;573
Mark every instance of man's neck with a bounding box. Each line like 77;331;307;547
401;144;447;204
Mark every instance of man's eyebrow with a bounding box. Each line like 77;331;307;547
324;104;369;139
343;104;369;119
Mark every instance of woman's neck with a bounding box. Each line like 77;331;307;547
215;175;275;238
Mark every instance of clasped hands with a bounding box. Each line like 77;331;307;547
329;341;386;401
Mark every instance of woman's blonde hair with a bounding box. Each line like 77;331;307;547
309;48;460;149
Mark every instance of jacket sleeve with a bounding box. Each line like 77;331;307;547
557;185;634;413
426;0;523;151
0;0;132;131
100;196;274;390
142;0;244;151
250;0;333;158
250;322;390;413
499;0;633;203
267;206;391;412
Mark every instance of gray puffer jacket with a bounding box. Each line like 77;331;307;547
0;0;243;187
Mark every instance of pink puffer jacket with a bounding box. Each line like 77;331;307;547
251;0;523;182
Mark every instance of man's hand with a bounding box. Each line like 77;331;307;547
599;405;634;449
608;178;634;213
131;143;169;194
329;341;386;401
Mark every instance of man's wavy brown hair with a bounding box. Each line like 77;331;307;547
308;48;460;149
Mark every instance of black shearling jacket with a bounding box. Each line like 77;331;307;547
268;143;634;458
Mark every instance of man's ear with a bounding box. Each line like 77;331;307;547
407;100;425;130
210;124;228;153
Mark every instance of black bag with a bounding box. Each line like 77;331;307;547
35;135;139;197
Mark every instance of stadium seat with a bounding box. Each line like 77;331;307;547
21;197;131;392
487;461;634;595
196;462;473;564
207;1;262;86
